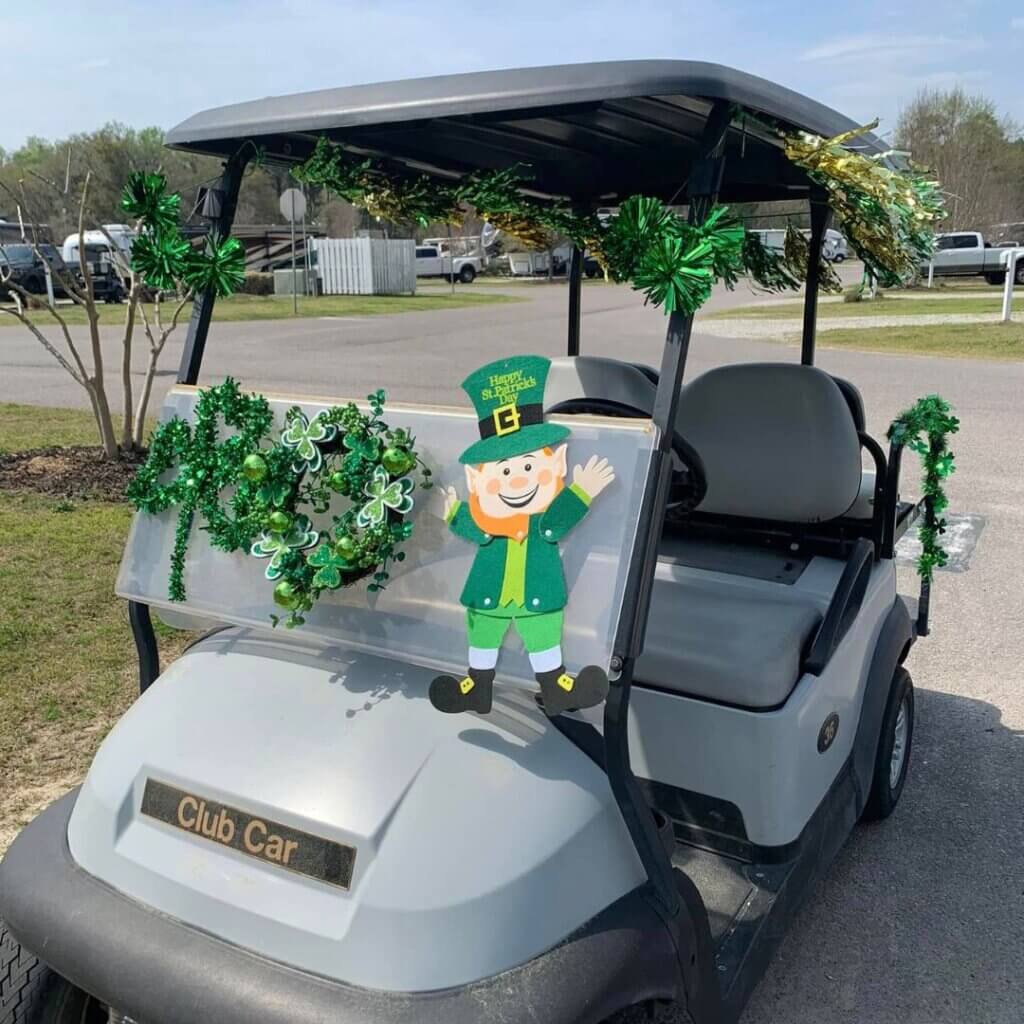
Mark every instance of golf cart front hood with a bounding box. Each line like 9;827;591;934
66;630;643;991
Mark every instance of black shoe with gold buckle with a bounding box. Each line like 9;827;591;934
429;668;495;714
536;664;608;718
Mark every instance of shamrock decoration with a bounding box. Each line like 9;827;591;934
257;478;293;508
251;516;319;579
281;410;337;473
357;465;415;528
344;432;382;462
307;542;356;590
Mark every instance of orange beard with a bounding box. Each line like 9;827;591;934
469;477;564;541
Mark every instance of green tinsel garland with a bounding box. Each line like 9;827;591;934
741;233;804;292
295;126;942;311
128;379;431;627
887;395;960;581
295;138;746;316
782;225;844;294
784;122;946;286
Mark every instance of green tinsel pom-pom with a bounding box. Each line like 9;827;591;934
184;236;247;297
634;237;715;314
130;231;191;291
121;171;181;235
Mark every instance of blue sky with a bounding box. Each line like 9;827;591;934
2;0;1021;152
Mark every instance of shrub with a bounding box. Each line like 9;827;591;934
237;272;274;296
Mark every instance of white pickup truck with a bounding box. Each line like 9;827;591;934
924;232;1024;286
415;244;481;283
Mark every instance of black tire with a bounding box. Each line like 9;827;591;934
1015;262;1024;287
862;667;914;821
458;264;476;284
985;272;1005;286
0;919;105;1023
22;276;45;296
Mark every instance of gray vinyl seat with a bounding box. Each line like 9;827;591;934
547;357;866;709
639;579;822;708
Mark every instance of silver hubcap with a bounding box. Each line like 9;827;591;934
889;697;909;789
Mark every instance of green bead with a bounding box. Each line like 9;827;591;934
268;510;292;533
335;535;358;560
273;581;301;610
329;470;347;491
242;453;267;482
382;446;412;476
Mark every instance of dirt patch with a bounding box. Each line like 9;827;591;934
0;445;144;502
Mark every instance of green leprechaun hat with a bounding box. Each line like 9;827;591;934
459;355;570;464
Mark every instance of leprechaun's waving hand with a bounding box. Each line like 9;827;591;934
572;455;615;499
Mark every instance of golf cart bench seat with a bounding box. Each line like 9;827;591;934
546;358;870;709
641;575;824;708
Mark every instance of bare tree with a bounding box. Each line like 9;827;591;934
0;173;195;459
896;88;1023;230
1;173;120;457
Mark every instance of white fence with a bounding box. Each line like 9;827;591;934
312;237;416;295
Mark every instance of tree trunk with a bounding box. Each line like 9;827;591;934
133;345;161;449
120;290;138;451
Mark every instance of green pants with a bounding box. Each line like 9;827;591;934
466;605;564;653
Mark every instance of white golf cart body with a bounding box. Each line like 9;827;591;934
1;61;928;1024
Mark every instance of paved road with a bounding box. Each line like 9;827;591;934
2;279;1022;1022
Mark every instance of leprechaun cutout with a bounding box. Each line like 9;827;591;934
429;355;615;717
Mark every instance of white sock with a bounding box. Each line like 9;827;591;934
468;647;499;671
529;646;563;674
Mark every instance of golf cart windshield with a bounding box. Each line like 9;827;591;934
117;388;657;686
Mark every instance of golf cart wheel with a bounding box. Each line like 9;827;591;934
458;264;476;284
0;920;105;1023
863;667;914;821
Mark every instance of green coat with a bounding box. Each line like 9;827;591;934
448;485;590;613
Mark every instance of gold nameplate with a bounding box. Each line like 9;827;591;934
141;778;356;889
492;403;521;436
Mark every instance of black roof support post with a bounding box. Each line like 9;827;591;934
604;101;732;926
566;245;583;356
128;601;159;694
800;186;832;366
177;149;250;385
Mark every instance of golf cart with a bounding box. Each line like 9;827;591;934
1;61;935;1024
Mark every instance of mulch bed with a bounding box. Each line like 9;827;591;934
0;446;145;502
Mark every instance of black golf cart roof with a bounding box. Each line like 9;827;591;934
166;60;884;203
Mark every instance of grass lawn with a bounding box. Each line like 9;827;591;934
0;405;189;853
0;289;523;328
710;295;1022;320
812;322;1024;360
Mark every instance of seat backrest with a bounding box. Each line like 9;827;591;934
117;386;657;685
546;357;656;416
675;363;862;524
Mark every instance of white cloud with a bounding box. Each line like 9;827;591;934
801;33;985;63
1012;17;1024;29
